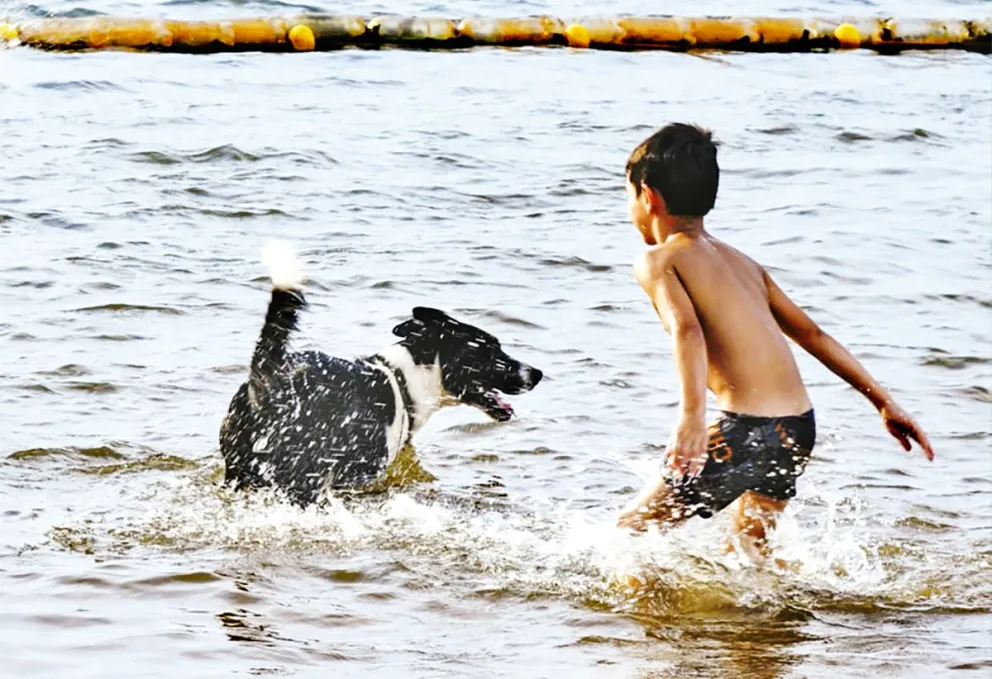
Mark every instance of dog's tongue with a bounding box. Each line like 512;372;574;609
484;390;514;419
493;392;514;416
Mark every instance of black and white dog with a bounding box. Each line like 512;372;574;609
220;241;544;507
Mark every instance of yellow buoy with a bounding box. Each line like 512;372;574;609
565;23;591;48
0;22;18;42
834;22;862;48
288;23;315;51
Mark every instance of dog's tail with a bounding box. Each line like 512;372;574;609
250;240;307;389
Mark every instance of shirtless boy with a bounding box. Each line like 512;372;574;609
616;123;934;557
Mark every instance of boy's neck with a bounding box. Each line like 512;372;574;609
651;215;705;244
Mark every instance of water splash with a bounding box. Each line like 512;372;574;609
40;456;991;622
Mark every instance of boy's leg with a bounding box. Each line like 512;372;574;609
727;490;788;562
617;415;743;532
616;473;694;532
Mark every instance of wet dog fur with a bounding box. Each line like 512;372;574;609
219;241;544;506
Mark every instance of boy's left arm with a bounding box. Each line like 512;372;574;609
763;267;934;460
634;250;710;477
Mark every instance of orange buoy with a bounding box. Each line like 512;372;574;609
288;24;315;51
834;22;863;48
564;24;591;48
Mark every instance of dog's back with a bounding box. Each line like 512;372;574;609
221;353;401;504
220;243;401;505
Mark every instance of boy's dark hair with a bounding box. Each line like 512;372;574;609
625;123;720;217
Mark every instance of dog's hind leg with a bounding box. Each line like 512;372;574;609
249;241;308;402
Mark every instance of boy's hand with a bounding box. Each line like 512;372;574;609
879;401;934;461
666;415;709;478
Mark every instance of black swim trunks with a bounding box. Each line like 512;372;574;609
667;409;816;519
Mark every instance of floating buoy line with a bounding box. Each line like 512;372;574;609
0;14;989;54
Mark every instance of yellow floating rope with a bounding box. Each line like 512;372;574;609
0;14;988;54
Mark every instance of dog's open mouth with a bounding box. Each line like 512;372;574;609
474;390;514;422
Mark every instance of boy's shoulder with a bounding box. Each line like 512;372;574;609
632;244;671;293
632;235;705;285
634;234;769;300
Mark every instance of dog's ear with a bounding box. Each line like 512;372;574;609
412;307;451;326
392;318;424;338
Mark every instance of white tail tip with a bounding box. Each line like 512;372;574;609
261;240;305;290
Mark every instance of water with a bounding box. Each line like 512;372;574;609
1;0;990;677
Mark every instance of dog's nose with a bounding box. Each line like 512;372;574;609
521;365;543;389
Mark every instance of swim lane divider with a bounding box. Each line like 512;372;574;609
0;15;989;54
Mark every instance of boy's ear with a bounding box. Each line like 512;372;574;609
643;184;667;215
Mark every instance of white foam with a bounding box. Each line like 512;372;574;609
260;240;304;290
63;456;955;621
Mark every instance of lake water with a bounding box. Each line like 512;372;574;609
1;1;990;677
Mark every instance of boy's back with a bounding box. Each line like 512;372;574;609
637;232;811;417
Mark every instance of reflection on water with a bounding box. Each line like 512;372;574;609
631;612;817;679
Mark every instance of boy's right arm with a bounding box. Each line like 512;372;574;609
762;267;934;461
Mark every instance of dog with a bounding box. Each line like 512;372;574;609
219;241;544;507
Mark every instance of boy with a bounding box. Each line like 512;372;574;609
616;123;934;558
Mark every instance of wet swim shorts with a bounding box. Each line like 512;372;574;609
667;409;816;519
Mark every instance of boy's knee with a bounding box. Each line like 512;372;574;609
617;479;693;531
735;492;787;536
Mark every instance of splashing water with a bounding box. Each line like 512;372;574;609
37;452;988;625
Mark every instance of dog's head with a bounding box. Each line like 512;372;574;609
392;307;543;422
